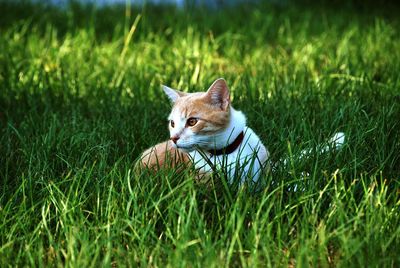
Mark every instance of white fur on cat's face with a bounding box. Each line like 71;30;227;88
163;78;236;151
168;110;201;151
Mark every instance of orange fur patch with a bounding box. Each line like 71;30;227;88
139;140;191;171
139;140;210;181
172;93;230;135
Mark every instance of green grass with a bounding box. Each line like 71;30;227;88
1;1;400;266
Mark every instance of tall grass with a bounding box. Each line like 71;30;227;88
0;1;399;266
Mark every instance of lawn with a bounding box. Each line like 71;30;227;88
1;1;400;266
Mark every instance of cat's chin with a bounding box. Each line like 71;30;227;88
174;144;195;152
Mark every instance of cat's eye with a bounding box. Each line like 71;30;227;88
187;117;198;127
170;120;175;128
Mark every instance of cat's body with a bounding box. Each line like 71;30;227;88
139;78;345;185
140;78;269;184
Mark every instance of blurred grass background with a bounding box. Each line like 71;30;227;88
0;0;400;266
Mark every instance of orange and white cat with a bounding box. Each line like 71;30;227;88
140;78;345;186
140;78;269;184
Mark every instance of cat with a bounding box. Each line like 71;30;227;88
140;78;269;185
139;78;345;186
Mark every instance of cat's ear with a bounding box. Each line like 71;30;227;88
205;78;230;111
162;85;186;103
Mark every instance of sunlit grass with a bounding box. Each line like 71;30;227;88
0;1;399;266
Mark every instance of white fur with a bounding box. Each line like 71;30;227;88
162;85;180;102
329;132;345;149
280;132;346;192
283;132;346;167
187;107;269;184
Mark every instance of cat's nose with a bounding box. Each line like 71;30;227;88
170;136;180;144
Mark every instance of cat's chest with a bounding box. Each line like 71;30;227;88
188;148;241;169
187;127;268;183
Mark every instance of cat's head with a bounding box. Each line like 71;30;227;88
162;78;232;152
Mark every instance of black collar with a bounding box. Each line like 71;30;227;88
208;131;244;156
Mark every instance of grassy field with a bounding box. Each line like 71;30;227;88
1;1;400;266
